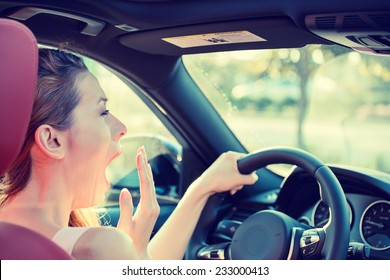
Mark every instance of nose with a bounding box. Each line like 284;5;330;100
111;113;127;141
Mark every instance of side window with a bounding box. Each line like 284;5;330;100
84;58;182;203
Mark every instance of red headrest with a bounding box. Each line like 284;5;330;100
0;20;72;260
0;19;37;174
0;221;71;260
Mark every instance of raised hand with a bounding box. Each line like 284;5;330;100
116;146;160;259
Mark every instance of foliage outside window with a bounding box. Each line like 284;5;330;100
184;45;390;174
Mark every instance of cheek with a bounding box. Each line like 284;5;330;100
70;123;112;159
89;127;112;157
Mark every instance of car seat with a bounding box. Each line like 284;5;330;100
0;18;71;260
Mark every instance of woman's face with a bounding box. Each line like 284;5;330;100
65;71;127;208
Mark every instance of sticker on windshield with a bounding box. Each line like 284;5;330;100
162;31;266;48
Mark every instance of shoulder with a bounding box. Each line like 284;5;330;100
72;227;138;260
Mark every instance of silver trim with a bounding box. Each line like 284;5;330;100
312;199;352;228
198;245;227;260
198;248;225;260
300;234;320;248
115;24;139;32
359;200;390;251
297;216;312;227
287;227;299;260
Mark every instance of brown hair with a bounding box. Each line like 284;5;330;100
0;48;100;226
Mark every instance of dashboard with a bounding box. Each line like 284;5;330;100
211;165;390;259
299;195;389;252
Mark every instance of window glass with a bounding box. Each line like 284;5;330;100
183;45;390;174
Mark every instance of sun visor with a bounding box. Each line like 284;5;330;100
306;12;390;56
119;17;326;56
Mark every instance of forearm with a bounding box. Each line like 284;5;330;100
147;152;258;260
148;177;209;260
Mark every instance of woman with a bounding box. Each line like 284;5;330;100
0;48;258;260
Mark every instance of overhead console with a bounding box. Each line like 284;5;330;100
306;12;390;55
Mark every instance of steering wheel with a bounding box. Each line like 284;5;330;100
186;147;350;260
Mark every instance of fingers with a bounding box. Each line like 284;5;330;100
205;151;259;196
229;152;259;183
230;185;243;195
117;188;134;234
115;148;159;259
229;171;258;195
244;172;259;185
136;146;156;203
135;147;160;218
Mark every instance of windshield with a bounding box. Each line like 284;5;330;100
183;45;390;174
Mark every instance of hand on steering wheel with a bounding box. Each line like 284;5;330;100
195;151;258;197
188;147;350;260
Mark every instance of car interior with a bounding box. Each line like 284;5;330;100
0;0;389;260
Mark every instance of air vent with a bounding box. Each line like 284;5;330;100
310;13;390;31
368;14;390;28
315;16;336;29
343;15;370;29
306;12;390;56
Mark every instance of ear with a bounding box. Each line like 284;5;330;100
34;125;66;160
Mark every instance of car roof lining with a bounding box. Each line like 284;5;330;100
1;0;390;88
2;4;329;56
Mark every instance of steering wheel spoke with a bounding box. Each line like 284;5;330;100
197;242;231;260
299;228;326;259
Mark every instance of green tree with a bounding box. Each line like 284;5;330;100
263;46;348;149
